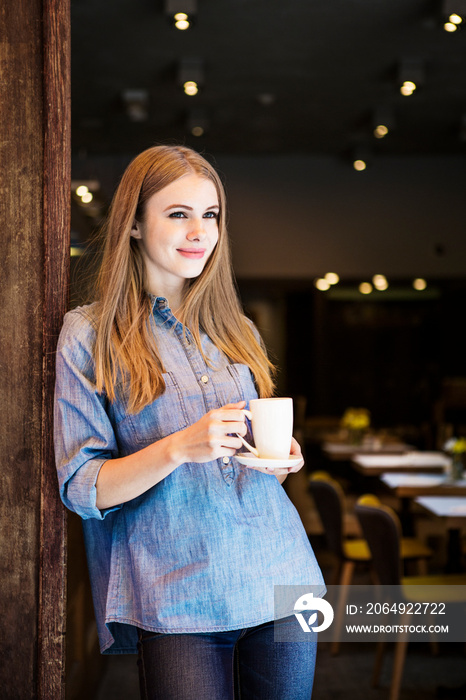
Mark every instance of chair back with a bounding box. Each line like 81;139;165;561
355;495;402;586
308;472;344;559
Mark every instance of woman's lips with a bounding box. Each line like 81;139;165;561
177;248;206;259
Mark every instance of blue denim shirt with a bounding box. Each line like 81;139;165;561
54;297;325;654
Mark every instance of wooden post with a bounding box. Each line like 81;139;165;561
0;0;70;697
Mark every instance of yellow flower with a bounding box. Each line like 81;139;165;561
444;437;466;454
452;438;466;454
341;407;370;430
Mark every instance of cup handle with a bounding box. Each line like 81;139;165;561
237;409;257;456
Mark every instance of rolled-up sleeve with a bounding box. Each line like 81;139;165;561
54;309;122;520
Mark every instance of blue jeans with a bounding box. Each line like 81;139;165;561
137;616;317;700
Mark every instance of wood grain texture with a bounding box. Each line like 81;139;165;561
39;0;70;698
0;0;70;697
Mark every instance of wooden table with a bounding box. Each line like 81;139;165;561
380;472;466;537
415;496;466;573
380;472;466;497
351;452;451;477
322;440;411;462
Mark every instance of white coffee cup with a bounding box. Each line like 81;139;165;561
240;397;293;460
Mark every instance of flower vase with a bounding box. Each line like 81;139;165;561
451;453;465;481
349;429;363;446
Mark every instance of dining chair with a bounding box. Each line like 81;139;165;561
308;472;433;654
355;494;466;700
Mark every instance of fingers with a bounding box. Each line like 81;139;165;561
289;436;302;457
221;400;246;410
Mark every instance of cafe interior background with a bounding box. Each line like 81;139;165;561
68;1;466;698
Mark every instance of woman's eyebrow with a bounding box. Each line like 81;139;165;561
163;203;219;211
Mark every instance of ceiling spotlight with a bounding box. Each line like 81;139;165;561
178;58;204;96
373;107;394;138
398;59;425;96
353;159;367;171
174;13;190;30
351;145;371;171
187;109;209;136
184;81;198;96
374;125;389;138
165;1;197;29
121;89;149;122
442;1;465;31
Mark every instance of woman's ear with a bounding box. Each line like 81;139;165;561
130;221;142;239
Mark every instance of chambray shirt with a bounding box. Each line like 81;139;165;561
54;297;325;654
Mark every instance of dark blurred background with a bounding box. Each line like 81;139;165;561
70;0;466;444
67;3;466;697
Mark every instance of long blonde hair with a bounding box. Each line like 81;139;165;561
94;144;275;412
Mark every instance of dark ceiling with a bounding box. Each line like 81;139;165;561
71;0;466;159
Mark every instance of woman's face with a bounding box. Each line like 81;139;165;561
131;174;219;301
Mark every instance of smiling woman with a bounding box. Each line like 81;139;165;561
53;144;325;700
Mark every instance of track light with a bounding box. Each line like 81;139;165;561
373;107;394;139
351;146;371;171
165;1;197;30
442;0;465;31
398;59;425;96
121;89;149;122
187;109;209;136
178;58;204;96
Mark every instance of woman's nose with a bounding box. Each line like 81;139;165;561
186;219;206;240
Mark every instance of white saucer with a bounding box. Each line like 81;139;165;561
235;452;302;469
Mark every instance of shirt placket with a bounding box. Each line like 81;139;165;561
154;298;236;486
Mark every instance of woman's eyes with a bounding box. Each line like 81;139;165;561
168;211;219;219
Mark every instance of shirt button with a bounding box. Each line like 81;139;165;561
200;375;209;384
222;457;230;465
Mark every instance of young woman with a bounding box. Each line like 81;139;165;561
54;145;325;699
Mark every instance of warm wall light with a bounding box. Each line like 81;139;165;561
372;274;388;290
314;278;331;291
325;272;340;285
413;278;427;291
359;282;373;295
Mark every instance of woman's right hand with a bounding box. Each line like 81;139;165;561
169;401;247;465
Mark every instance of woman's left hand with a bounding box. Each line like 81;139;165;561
246;436;305;479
